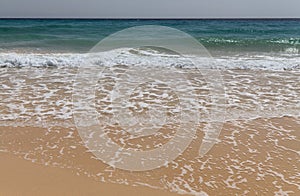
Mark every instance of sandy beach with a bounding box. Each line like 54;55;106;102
0;65;299;195
0;116;299;195
0;152;181;196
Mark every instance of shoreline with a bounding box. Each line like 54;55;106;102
0;60;299;195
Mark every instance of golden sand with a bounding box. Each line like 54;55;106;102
0;152;180;196
0;67;299;195
1;116;299;195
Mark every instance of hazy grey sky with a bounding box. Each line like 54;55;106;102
1;0;300;18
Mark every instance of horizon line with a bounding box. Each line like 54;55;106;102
0;17;300;20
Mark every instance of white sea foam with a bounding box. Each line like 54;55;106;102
1;49;298;129
1;49;299;195
0;48;300;70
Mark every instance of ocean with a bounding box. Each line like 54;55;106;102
0;19;300;54
0;19;299;195
0;19;300;70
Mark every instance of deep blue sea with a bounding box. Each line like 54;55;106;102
0;19;299;54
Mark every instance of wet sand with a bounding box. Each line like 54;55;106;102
0;67;299;195
0;117;299;195
0;152;180;196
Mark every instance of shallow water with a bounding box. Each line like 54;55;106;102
0;63;299;195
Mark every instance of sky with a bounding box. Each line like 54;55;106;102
0;0;300;18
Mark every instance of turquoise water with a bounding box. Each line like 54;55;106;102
0;19;300;54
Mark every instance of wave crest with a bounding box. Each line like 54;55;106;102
0;48;300;71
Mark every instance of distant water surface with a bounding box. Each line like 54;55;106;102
0;19;299;54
